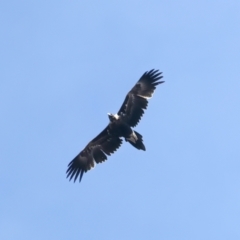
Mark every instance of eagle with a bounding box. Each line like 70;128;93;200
66;69;164;182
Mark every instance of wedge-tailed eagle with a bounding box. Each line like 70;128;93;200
66;69;164;182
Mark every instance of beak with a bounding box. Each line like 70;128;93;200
108;113;114;122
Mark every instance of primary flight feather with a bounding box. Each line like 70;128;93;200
66;69;164;182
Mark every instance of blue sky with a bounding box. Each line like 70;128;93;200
1;1;240;239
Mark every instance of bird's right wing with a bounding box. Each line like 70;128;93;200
118;69;164;127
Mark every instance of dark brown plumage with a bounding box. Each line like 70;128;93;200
118;69;164;127
66;69;164;182
66;127;122;182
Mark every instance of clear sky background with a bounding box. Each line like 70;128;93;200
1;1;240;239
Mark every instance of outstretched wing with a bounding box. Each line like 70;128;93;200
118;69;164;127
66;126;122;182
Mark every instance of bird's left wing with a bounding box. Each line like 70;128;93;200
66;126;122;182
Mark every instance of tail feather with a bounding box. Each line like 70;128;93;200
126;130;146;151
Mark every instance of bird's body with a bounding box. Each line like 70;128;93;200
66;69;164;182
107;113;146;151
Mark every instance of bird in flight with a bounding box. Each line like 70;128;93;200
66;69;164;182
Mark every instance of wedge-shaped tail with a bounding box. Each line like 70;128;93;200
126;130;146;151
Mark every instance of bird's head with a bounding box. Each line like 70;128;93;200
108;113;119;122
